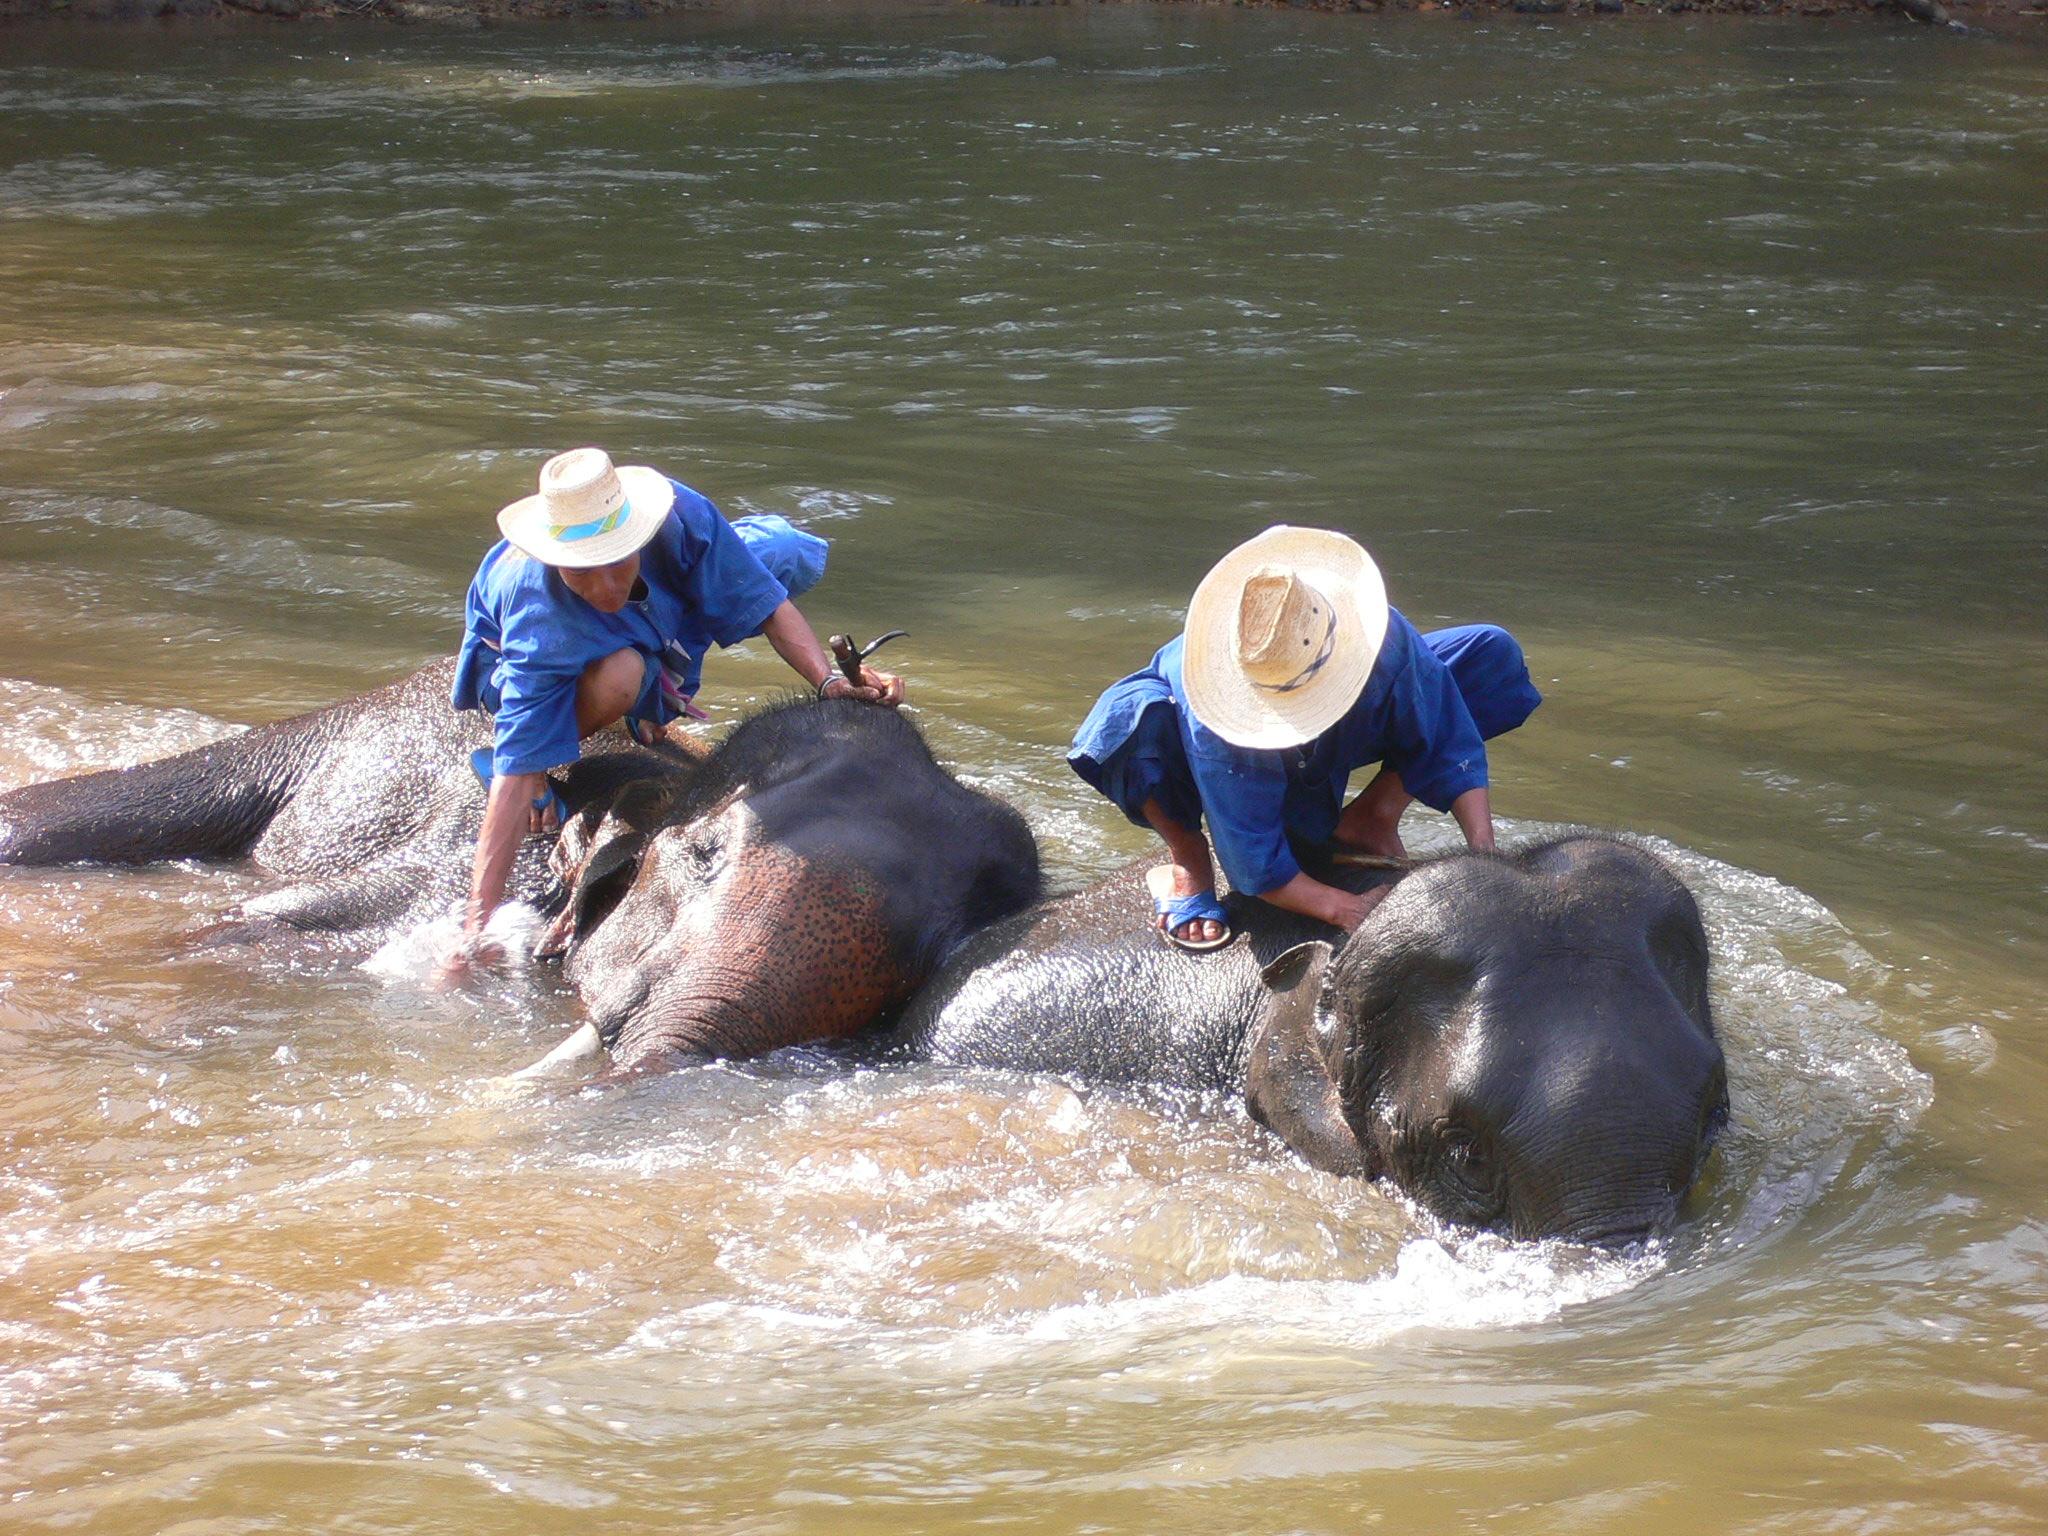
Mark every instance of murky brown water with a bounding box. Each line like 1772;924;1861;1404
1;9;2043;1531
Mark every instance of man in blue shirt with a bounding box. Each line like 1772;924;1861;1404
1069;526;1540;950
446;448;901;971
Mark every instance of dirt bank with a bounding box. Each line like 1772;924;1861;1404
0;0;2038;33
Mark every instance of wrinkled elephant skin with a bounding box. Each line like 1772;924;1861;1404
0;659;666;942
545;700;1041;1067
0;664;1041;1068
893;837;1728;1245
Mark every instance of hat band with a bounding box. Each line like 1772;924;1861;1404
547;496;630;544
1250;605;1338;695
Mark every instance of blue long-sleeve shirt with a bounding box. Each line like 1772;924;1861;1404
1072;611;1492;896
452;480;788;776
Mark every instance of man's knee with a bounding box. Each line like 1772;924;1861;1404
576;648;646;737
1433;625;1541;740
1472;624;1525;669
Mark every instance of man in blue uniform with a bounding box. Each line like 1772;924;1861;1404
445;447;901;972
1069;526;1540;950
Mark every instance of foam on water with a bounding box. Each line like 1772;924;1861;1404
387;46;1030;104
918;1232;1658;1368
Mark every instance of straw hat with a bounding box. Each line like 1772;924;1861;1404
496;448;676;569
1180;526;1389;750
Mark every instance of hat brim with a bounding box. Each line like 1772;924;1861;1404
496;465;675;569
1181;526;1389;750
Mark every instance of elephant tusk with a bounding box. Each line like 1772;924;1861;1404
509;1020;608;1081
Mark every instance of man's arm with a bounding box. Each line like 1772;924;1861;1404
1257;871;1388;932
758;600;904;705
438;771;547;980
1449;785;1494;852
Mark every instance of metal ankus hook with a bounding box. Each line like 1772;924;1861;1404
825;630;910;693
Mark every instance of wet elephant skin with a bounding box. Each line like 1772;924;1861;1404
0;659;672;944
0;668;1042;1075
892;836;1729;1245
549;697;1042;1067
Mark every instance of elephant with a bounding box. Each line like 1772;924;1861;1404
532;691;1041;1066
888;837;1729;1246
0;660;1042;1063
4;665;1725;1244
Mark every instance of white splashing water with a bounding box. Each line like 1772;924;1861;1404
360;900;547;984
0;677;236;789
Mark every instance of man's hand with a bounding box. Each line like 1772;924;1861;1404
760;601;908;709
1259;871;1392;933
821;665;905;707
452;772;543;982
433;931;507;990
1326;884;1392;931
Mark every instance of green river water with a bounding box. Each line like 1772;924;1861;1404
0;8;2043;1531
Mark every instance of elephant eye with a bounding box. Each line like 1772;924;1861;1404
1434;1123;1504;1213
680;833;728;880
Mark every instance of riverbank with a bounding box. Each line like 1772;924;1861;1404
1;0;2040;29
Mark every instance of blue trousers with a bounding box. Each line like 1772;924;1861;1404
1089;623;1540;833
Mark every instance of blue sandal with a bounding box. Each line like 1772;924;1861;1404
1153;884;1233;953
470;748;568;828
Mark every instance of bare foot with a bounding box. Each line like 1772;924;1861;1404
1146;863;1227;947
1335;817;1407;862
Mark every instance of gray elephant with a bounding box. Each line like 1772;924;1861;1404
0;660;1041;1064
891;837;1728;1246
4;667;1726;1244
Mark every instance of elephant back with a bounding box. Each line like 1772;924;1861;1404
890;861;1332;1092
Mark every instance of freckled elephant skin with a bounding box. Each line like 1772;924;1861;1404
555;698;1041;1068
893;836;1729;1245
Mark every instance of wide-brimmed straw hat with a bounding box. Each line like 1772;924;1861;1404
1181;526;1389;750
496;448;675;569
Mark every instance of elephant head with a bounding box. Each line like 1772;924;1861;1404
1246;837;1728;1245
536;698;1041;1071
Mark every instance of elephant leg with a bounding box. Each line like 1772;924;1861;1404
0;731;302;867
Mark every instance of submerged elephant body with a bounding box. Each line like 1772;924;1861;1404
0;660;680;944
896;837;1728;1245
0;662;1041;1060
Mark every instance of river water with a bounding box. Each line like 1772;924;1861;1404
0;8;2043;1531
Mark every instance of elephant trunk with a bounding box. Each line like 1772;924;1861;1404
1502;1024;1728;1246
1512;1142;1699;1246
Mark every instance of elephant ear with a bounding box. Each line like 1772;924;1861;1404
1244;941;1368;1177
533;777;681;960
